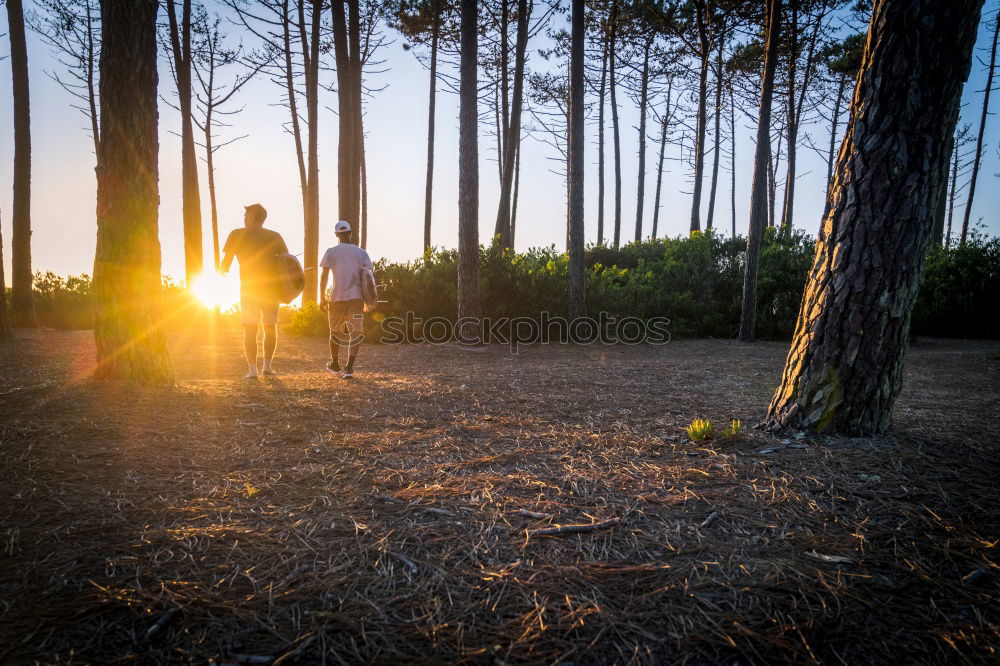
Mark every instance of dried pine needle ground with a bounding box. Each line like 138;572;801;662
0;329;998;664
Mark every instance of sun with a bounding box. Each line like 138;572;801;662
189;271;240;310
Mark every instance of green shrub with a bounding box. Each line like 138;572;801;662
17;230;999;340
912;231;1000;338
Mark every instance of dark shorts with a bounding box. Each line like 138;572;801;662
240;294;280;326
328;299;364;346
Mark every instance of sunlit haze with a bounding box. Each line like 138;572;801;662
2;5;999;284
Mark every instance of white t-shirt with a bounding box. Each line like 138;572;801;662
320;242;374;302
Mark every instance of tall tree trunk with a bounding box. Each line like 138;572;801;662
567;0;586;319
706;22;725;231
932;129;954;246
205;112;221;270
779;1;798;230
730;82;737;237
689;0;709;234
737;0;782;342
609;0;622;248
766;0;984;435
597;38;608;244
86;1;100;156
0;213;10;336
457;0;481;340
767;135;778;227
960;12;999;245
823;74;847;220
652;81;672;239
947;138;960;248
423;0;440;254
495;0;529;249
302;0;322;302
93;0;172;383
166;0;203;288
511;141;521;245
281;0;308;213
332;0;363;243
634;37;651;242
361;116;368;249
499;0;510;176
7;0;33;327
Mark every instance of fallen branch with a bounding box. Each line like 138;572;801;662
700;511;722;529
146;607;180;639
528;517;621;538
517;509;553;520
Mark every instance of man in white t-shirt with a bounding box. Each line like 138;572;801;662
319;220;374;379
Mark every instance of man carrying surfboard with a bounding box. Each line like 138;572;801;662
221;203;289;379
320;220;374;380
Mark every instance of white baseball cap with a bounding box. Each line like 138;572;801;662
335;220;352;233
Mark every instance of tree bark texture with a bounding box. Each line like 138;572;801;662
567;0;586;319
765;0;984;435
457;0;481;340
7;0;33;326
332;0;363;245
93;0;172;384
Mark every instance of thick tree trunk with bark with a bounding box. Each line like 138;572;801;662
423;1;440;253
494;0;529;249
7;0;33;327
737;0;781;342
609;0;622;248
93;0;172;384
332;0;363;245
457;0;481;340
960;13;999;245
634;38;651;242
567;0;585;319
765;0;984;435
166;0;204;288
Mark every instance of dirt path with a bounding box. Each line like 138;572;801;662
1;330;998;663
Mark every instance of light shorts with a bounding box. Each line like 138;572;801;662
240;294;280;326
327;298;364;346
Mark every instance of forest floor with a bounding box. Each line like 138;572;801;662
1;328;998;664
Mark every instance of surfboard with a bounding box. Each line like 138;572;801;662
275;253;305;304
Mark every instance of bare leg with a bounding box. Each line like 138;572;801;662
243;324;258;377
262;325;277;373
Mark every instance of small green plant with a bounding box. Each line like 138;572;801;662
686;418;715;441
721;419;743;439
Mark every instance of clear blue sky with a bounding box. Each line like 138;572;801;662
1;2;999;284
